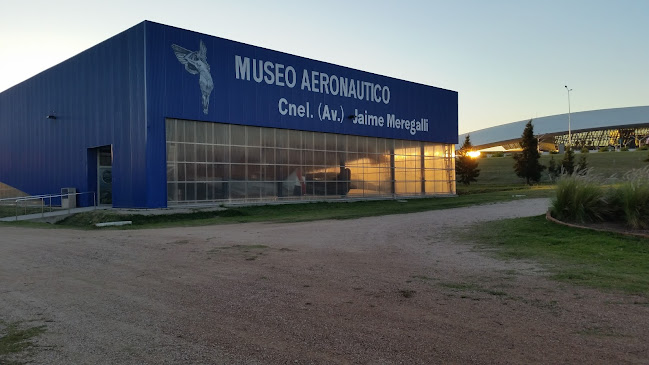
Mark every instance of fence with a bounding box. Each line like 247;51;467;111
0;191;97;221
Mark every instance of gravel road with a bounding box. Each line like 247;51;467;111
1;198;648;364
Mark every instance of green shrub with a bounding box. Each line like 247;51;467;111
580;147;589;154
614;167;649;229
552;167;649;229
621;146;629;152
598;146;609;152
492;151;505;158
638;145;648;151
551;172;609;223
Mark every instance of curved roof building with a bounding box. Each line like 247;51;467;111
458;106;649;151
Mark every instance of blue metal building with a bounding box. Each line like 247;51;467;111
0;21;458;208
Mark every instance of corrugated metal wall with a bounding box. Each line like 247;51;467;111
0;23;149;208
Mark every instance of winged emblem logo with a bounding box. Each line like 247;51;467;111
171;40;214;114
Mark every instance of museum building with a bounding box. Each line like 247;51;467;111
0;21;458;208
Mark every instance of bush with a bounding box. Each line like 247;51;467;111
580;147;589;154
551;172;609;223
599;146;609;152
492;151;505;158
638;145;648;151
621;146;629;152
614;168;649;229
551;166;649;229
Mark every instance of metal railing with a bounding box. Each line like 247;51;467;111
0;191;97;221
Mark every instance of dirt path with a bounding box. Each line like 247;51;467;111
1;198;648;364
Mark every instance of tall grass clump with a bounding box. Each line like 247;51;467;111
613;167;649;229
551;170;609;223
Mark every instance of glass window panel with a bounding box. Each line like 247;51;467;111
177;163;187;181
289;130;302;149
276;129;288;148
212;145;229;163
231;146;246;164
214;164;230;181
246;147;261;163
167;182;177;202
186;183;196;201
367;137;377;153
246;126;261;146
176;144;186;162
196;183;207;201
260;182;277;198
261;147;275;164
336;134;347;152
303;131;314;150
166;163;176;182
206;182;215;200
263;165;276;181
214;123;229;145
312;133;325;151
230;164;246;180
347;152;360;165
204;123;214;144
196;144;207;163
188;122;199;144
196;122;207;143
167;143;176;162
231;124;246;146
212;181;228;200
196;164;209;181
229;181;246;199
325;133;336;151
302;149;314;165
177;121;186;142
261;128;275;147
313;151;325;166
185;143;196;162
165;119;175;142
247;165;262;181
275;149;287;165
277;165;290;181
246;183;261;200
348;135;358;152
186;163;197;182
288;149;302;165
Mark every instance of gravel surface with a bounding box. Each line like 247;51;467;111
1;198;648;364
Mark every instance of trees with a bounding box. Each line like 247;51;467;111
455;135;480;185
576;154;588;172
513;120;545;185
547;156;561;182
561;149;575;174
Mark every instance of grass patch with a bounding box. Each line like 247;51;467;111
472;150;648;185
470;215;649;295
0;321;46;364
39;188;555;229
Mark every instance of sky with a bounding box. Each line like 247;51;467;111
1;0;647;134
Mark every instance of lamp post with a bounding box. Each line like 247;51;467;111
564;85;572;147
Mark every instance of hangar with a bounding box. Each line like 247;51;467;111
458;106;649;152
0;21;458;208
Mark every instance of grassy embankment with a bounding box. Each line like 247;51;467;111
464;150;649;296
469;215;649;296
474;149;648;185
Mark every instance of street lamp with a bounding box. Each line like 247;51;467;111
564;85;572;147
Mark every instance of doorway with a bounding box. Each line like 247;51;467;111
97;145;112;205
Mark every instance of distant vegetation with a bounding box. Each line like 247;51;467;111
468;150;648;186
